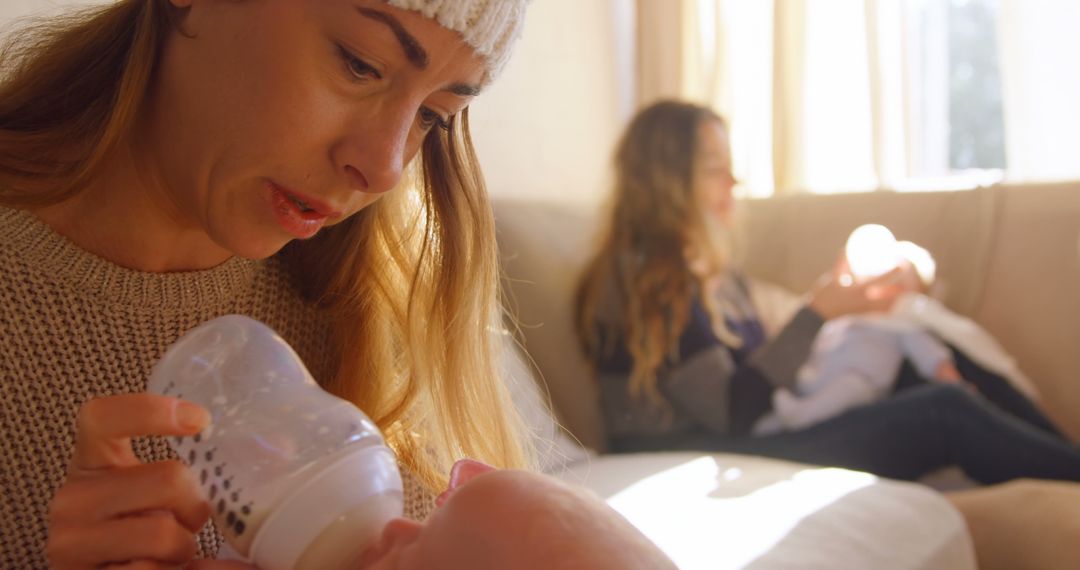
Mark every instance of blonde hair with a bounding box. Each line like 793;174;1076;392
575;100;735;405
0;0;528;489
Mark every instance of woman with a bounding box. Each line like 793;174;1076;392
0;0;530;567
575;100;1080;484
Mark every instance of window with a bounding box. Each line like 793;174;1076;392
907;0;1006;185
678;0;1078;195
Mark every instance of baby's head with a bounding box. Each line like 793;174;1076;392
358;462;675;570
895;240;936;293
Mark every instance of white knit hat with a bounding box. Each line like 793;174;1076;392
383;0;530;82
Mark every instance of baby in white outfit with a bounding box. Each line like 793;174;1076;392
755;226;966;435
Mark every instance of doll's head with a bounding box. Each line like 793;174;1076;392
357;461;676;570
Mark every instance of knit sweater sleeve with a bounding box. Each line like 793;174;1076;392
400;466;437;521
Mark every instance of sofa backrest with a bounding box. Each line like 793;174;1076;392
494;181;1080;448
494;199;608;451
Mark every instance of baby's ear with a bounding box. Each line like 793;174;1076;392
359;518;424;566
383;518;424;543
436;459;496;507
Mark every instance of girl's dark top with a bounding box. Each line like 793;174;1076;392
591;272;825;451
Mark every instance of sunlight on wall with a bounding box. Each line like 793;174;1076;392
713;0;775;199
799;2;878;193
469;0;632;208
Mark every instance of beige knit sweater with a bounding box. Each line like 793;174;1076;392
0;207;434;568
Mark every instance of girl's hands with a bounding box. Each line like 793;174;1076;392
47;394;213;570
808;256;913;321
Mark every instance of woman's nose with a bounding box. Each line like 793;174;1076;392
333;104;417;195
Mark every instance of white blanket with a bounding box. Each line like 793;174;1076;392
557;452;976;570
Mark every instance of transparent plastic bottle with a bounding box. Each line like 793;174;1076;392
147;315;403;570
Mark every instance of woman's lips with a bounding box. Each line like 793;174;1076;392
275;184;341;218
268;183;335;239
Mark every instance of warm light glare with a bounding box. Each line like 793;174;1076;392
845;224;901;281
605;458;877;569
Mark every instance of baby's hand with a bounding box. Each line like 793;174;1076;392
435;459;496;507
935;362;964;383
934;362;979;394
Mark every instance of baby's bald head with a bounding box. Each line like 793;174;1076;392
359;469;675;570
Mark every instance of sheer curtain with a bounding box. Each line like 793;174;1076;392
998;0;1080;182
637;0;904;196
637;0;1080;196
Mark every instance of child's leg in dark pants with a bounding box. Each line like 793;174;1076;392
720;384;1080;484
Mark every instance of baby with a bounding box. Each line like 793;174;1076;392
202;460;675;570
754;224;1037;435
759;305;963;434
754;228;964;435
355;460;676;570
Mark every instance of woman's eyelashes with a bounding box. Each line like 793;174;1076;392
337;44;381;82
419;107;452;132
335;44;451;132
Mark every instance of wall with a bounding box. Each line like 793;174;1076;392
469;0;632;208
0;1;105;25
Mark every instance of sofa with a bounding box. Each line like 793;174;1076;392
492;181;1080;568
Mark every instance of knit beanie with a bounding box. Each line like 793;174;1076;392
383;0;530;82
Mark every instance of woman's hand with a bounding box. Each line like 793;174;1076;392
187;562;259;570
47;394;213;570
808;259;911;321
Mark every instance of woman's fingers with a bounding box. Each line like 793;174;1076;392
48;511;199;569
185;562;260;570
51;460;211;533
858;266;904;290
49;394;213;570
811;266;913;319
831;252;852;278
857;267;907;307
73;394;210;471
106;560;181;570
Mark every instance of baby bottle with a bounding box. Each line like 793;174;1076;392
147;315;403;570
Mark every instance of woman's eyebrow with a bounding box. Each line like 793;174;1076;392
355;6;483;98
447;83;481;97
356;6;429;69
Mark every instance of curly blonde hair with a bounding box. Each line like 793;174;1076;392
575;100;737;406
